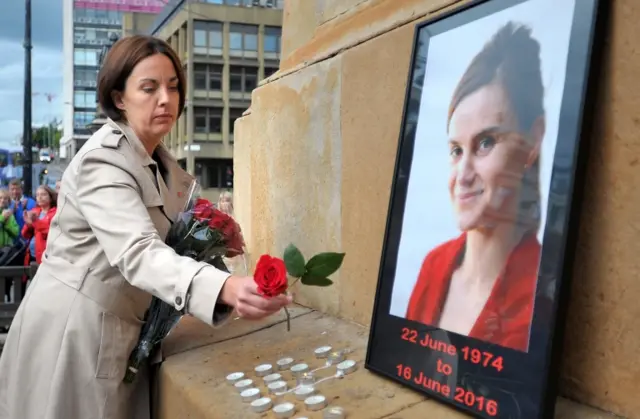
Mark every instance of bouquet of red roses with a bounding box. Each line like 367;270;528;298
124;184;245;384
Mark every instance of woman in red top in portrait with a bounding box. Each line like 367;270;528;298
406;22;546;353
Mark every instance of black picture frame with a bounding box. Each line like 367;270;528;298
364;0;609;418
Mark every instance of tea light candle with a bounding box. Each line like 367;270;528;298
305;394;327;411
277;357;294;370
226;372;244;384
234;378;253;392
290;363;309;376
254;363;273;377
264;373;282;384
336;360;357;375
267;380;288;394
296;371;315;387
240;388;261;403
327;351;345;364
273;402;296;419
294;385;315;400
314;346;332;358
323;406;346;419
250;397;272;413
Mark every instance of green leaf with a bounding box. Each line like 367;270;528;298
300;274;334;287
304;252;345;278
283;243;306;278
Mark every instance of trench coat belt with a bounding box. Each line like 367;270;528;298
39;254;146;325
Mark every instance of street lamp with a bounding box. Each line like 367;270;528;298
23;0;33;195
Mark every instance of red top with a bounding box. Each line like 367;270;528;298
406;232;540;352
21;206;57;265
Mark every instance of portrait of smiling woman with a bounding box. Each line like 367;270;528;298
405;22;548;353
0;36;291;419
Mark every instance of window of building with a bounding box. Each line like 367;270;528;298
193;21;223;53
194;158;233;189
264;26;281;53
229;24;258;51
73;7;121;24
264;67;278;78
74;90;97;108
73;48;100;66
74;67;99;84
194;107;223;134
194;64;222;91
229;66;258;93
75;27;111;43
229;108;245;135
73;111;96;128
194;29;207;47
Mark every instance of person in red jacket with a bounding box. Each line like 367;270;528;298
22;185;57;266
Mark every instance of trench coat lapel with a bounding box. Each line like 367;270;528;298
154;144;194;221
106;119;195;222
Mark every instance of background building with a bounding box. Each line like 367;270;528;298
60;0;164;159
147;0;283;199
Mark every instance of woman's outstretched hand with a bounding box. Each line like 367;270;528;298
220;275;292;320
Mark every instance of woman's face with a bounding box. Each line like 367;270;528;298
447;83;534;232
114;53;180;144
0;194;9;209
36;188;51;208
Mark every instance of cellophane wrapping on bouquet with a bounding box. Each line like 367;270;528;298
124;182;246;384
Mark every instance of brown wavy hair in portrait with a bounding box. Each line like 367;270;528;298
97;35;186;121
447;21;545;233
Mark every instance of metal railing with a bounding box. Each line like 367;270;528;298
0;265;38;329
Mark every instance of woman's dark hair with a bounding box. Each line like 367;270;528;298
97;35;186;121
447;22;545;232
38;185;57;208
447;22;544;132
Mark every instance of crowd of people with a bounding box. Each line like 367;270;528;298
1;178;60;305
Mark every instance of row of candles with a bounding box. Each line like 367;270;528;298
225;345;357;418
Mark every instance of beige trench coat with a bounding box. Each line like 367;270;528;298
0;119;233;419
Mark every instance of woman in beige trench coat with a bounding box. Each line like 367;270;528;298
0;35;291;419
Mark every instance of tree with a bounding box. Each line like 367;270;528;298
29;119;62;149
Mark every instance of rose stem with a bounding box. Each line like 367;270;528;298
284;306;291;332
283;277;300;332
289;277;301;288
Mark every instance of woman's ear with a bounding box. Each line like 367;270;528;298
112;91;125;111
526;116;545;168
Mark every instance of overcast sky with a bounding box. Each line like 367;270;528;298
0;0;63;146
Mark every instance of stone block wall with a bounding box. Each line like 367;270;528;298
233;0;640;417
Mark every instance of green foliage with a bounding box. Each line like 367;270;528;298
300;275;333;287
283;243;306;278
305;252;345;278
282;243;345;287
29;120;62;149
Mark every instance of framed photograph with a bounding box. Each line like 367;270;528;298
365;0;608;418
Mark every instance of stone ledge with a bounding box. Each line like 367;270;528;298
157;311;624;419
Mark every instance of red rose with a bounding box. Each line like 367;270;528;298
225;231;245;257
193;198;215;221
254;255;288;297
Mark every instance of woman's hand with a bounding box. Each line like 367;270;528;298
219;275;292;320
23;210;32;225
